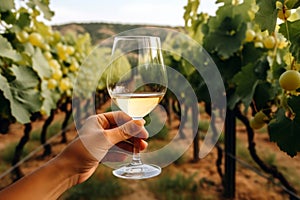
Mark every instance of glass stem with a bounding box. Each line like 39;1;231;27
132;137;142;166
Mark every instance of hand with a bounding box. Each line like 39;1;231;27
56;111;149;184
0;111;149;200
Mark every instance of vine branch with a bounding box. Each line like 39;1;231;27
234;105;298;199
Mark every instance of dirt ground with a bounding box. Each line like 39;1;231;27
0;109;299;200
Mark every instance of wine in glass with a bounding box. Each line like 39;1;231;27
106;36;167;179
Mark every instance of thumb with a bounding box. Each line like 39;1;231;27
104;119;146;144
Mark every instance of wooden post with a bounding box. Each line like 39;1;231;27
223;108;236;198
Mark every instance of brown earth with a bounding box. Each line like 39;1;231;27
0;108;299;200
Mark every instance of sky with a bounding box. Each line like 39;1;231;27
48;0;218;26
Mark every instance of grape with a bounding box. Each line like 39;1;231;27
56;43;68;61
59;78;71;92
44;51;52;60
245;29;256;42
48;59;60;70
69;60;79;72
279;70;300;91
66;46;75;55
40;107;47;116
250;119;265;129
16;31;29;43
254;33;263;42
42;44;51;51
47;79;58;90
62;68;69;75
29;32;44;47
254;111;267;123
263;36;276;49
276;1;283;10
250;111;267;129
52;69;63;80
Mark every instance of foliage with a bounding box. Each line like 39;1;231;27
0;0;96;125
181;0;300;157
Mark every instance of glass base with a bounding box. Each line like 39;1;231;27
112;164;161;180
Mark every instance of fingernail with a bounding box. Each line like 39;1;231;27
134;119;146;125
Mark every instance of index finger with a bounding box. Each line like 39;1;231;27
98;111;132;129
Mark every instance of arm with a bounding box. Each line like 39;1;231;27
0;111;148;200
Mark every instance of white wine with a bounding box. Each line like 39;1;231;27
112;92;164;119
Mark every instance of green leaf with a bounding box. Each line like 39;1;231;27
268;108;300;157
0;0;15;12
32;48;51;78
241;43;266;66
279;20;300;62
230;63;259;108
285;0;300;9
253;82;276;110
253;57;270;80
31;0;54;20
204;15;247;59
16;12;31;29
287;95;300;118
1;11;16;24
0;35;21;61
255;0;278;32
0;66;42;124
41;81;60;116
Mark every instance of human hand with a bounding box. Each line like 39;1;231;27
56;111;148;184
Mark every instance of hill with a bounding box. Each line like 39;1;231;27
54;22;182;44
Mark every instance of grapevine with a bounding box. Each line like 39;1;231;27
0;0;98;178
179;0;300;198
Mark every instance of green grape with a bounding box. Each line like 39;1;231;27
250;119;265;129
59;78;71;92
69;60;79;72
254;33;263;42
250;111;267;129
279;70;300;91
16;31;29;43
47;79;58;90
44;51;52;60
42;44;51;51
245;29;256;42
48;59;60;70
263;36;276;49
56;43;68;61
29;32;44;47
52;68;63;80
66;46;75;55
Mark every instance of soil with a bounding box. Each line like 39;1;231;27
0;108;299;200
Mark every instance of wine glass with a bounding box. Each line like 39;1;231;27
106;36;167;179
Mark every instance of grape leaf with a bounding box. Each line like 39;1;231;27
0;35;21;61
0;0;15;12
204;15;247;59
255;0;278;32
41;81;60;116
229;63;259;109
285;0;300;9
287;94;300;117
268;108;300;157
253;82;277;110
16;12;31;29
279;20;300;62
27;0;54;20
32;48;51;78
0;66;42;124
1;11;16;24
